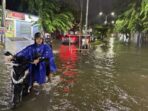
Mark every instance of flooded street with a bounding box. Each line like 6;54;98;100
1;38;148;111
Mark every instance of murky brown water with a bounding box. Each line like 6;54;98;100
1;38;148;111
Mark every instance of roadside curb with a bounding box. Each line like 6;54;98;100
0;43;4;49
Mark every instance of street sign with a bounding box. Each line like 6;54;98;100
7;10;25;20
0;27;5;34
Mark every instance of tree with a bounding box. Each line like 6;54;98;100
93;24;109;40
115;19;129;33
114;0;148;35
141;0;148;32
20;0;75;33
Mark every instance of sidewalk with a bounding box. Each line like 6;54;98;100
5;37;34;54
5;37;60;54
0;43;4;49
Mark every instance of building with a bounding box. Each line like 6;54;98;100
5;10;40;39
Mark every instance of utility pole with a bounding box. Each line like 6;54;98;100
1;0;6;47
85;0;89;34
80;0;83;33
79;0;83;50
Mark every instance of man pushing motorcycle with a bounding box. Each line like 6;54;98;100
8;32;57;87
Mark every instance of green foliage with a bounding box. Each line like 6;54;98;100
115;19;129;33
93;24;108;37
40;11;74;33
91;40;102;46
21;0;75;33
114;0;148;33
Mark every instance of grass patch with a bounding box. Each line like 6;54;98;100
91;40;103;46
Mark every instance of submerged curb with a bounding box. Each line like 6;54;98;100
0;44;4;49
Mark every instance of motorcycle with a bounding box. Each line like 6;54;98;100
4;51;32;107
4;52;48;108
45;37;53;49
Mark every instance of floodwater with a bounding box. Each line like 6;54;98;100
1;38;148;111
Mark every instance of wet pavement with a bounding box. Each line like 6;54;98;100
4;37;34;54
4;37;60;54
1;37;148;111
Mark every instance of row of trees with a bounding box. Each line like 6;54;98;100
114;0;148;37
19;0;76;33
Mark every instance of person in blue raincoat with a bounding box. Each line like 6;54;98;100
16;32;57;86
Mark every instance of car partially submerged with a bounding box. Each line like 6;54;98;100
61;31;91;45
61;31;80;44
62;34;79;44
